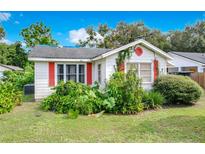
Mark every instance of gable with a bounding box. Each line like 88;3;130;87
169;52;204;67
93;39;173;61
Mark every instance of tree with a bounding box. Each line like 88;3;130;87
20;22;58;48
168;21;205;53
0;42;27;68
77;21;205;53
78;22;170;51
0;26;5;40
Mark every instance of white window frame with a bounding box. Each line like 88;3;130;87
97;64;102;84
78;64;86;83
126;62;153;84
55;63;87;85
56;64;64;82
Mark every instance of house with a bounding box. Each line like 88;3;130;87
168;52;205;75
0;64;23;78
28;39;173;100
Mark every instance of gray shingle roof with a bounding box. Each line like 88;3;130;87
29;46;111;59
0;64;23;71
169;52;205;64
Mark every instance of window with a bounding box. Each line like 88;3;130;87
127;63;152;83
181;66;197;73
66;65;77;82
140;63;152;82
57;64;64;82
98;64;101;83
57;64;85;83
127;63;138;72
79;64;85;83
168;67;179;73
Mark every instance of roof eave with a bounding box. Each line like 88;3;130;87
28;57;92;62
169;52;205;65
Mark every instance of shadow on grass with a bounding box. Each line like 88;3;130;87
162;103;195;109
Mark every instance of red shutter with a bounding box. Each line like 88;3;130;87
48;62;55;86
119;63;125;72
87;63;92;85
153;59;158;80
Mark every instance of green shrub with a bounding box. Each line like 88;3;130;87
3;63;34;91
153;75;203;105
0;81;22;114
67;109;79;119
41;80;106;115
142;91;164;109
106;70;144;114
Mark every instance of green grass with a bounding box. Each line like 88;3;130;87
0;96;205;143
22;94;34;102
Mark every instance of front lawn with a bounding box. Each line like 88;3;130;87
0;96;205;142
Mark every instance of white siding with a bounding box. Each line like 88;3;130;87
93;59;106;87
169;53;204;72
102;44;168;90
105;53;118;80
35;62;53;100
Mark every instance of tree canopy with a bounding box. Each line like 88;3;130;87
20;22;58;48
0;42;28;68
77;21;205;53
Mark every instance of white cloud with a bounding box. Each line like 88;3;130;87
69;28;89;44
14;20;20;24
68;28;103;44
0;12;11;22
0;39;13;45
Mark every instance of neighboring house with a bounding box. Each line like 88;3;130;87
28;39;173;100
168;52;205;75
0;64;23;78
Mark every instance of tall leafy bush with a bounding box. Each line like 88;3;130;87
0;81;22;114
106;71;144;114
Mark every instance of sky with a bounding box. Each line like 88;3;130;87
0;11;205;47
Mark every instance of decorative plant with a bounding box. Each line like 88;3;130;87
115;47;132;71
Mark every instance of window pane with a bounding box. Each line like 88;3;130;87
127;63;138;71
140;63;151;82
68;75;76;81
140;63;151;70
57;64;64;74
140;70;151;76
79;75;85;83
57;64;64;82
67;65;76;74
79;65;85;74
66;65;76;82
79;65;85;83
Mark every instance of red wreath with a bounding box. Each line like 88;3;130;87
135;47;143;56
